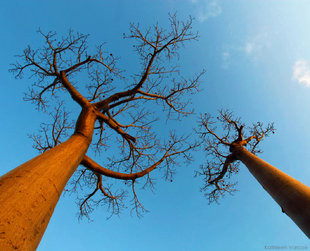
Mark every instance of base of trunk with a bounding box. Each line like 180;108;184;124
0;134;89;250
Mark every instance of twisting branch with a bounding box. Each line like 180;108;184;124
79;173;124;219
94;13;201;118
29;103;74;152
196;110;275;203
12;14;202;218
131;180;148;217
81;134;195;181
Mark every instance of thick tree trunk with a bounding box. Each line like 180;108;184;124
0;108;96;250
235;146;310;238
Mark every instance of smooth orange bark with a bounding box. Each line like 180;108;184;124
237;147;310;238
0;108;96;250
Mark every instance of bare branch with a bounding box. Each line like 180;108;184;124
14;15;201;218
29;103;74;152
196;110;275;203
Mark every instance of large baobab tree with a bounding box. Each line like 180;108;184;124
0;15;203;250
196;110;310;238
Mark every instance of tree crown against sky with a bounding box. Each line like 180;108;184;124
9;14;204;218
2;1;310;249
196;110;275;203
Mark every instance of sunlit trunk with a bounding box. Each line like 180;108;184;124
236;147;310;238
0;108;96;250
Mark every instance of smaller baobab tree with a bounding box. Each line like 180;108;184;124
0;14;203;250
196;110;310;238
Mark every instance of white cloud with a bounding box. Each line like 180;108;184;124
244;33;270;56
220;33;271;69
293;59;310;87
245;42;255;54
221;51;230;69
190;0;222;22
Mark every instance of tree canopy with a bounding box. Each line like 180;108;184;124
10;14;204;218
196;110;275;203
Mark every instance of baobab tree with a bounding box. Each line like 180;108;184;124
196;110;310;238
0;15;203;250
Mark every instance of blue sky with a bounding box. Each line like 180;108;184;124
1;0;310;250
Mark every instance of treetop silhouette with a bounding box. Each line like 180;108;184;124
1;14;204;250
196;110;275;203
10;14;204;218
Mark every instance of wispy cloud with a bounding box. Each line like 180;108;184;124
221;51;230;69
220;33;271;69
244;33;270;56
293;59;310;87
190;0;222;22
244;42;255;55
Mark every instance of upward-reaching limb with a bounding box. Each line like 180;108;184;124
197;110;310;238
9;14;203;223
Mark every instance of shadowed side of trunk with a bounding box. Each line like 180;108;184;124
236;146;310;238
0;108;96;251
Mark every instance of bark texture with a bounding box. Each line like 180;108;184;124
234;146;310;238
0;109;96;250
